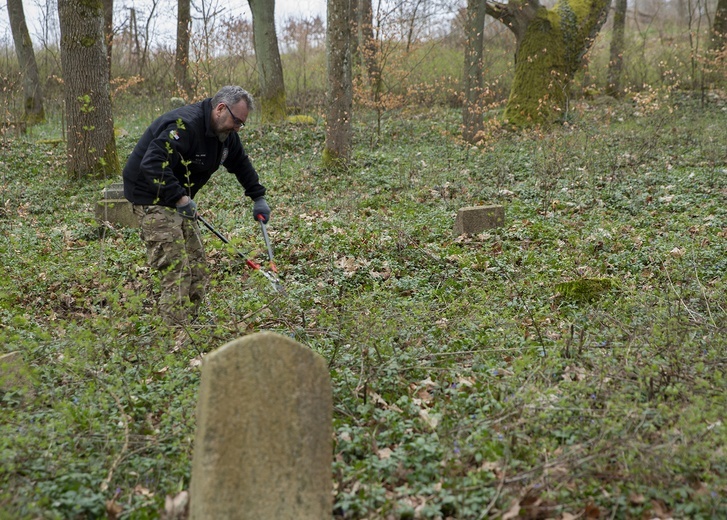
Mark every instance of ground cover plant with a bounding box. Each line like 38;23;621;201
1;92;725;519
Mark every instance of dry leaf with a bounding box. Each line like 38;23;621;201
105;499;123;520
163;491;189;520
377;447;393;459
419;408;439;430
502;501;520;520
134;485;154;498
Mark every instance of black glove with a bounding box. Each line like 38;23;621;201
176;199;197;220
253;197;271;223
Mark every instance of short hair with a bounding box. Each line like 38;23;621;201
211;86;255;112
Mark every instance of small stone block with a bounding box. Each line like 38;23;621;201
102;182;126;200
189;332;333;520
95;199;138;228
454;205;505;235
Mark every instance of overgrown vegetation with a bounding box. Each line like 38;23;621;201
1;88;725;518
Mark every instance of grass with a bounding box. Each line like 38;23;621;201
0;90;725;519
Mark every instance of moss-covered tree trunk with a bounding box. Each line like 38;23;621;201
247;0;287;122
58;0;118;179
7;0;45;125
486;0;611;127
462;0;488;143
324;0;354;168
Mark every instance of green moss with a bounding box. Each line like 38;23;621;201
260;91;288;123
287;115;317;125
322;147;347;170
555;277;614;303
80;36;97;48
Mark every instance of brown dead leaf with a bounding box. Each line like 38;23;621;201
133;485;154;498
418;408;439;430
377;447;393;460
629;492;646;505
105;499;123;520
501;501;520;520
162;491;189;520
584;502;601;519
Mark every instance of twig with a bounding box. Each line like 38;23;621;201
479;464;507;520
100;389;130;493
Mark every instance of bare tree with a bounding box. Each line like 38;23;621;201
325;0;354;167
358;0;382;97
7;0;45;124
462;0;487;143
248;0;287;122
176;0;193;98
58;0;118;179
607;0;628;97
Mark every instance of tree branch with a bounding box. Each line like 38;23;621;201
484;0;541;38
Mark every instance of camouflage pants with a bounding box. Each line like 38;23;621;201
134;205;209;326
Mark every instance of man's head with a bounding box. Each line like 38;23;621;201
210;86;255;142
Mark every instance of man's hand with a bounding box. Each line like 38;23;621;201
176;196;198;220
253;197;271;223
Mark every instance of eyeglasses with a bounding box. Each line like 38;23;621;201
224;104;246;127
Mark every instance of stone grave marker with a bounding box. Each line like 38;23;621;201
454;205;505;235
189;332;332;519
95;182;138;228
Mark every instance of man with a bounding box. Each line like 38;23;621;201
123;86;270;326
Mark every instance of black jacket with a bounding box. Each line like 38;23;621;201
122;99;265;206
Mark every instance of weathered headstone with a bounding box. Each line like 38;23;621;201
189;332;332;519
454;205;505;235
95;182;138;228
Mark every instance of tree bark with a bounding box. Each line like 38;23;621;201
357;0;383;101
176;0;193;98
325;0;354;168
102;0;113;81
248;0;287;122
7;0;45;124
463;0;488;143
607;0;627;97
58;0;118;179
713;0;727;51
486;0;612;127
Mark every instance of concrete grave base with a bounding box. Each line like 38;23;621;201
95;182;138;228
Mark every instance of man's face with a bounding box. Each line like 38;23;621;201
212;101;249;142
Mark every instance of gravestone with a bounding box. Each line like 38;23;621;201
189;332;332;519
454;205;505;235
95;182;138;228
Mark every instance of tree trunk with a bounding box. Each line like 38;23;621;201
176;0;193;98
463;0;488;143
486;0;611;127
606;0;627;97
358;0;382;99
325;0;354;168
712;0;727;51
248;0;287;122
58;0;118;179
7;0;45;124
